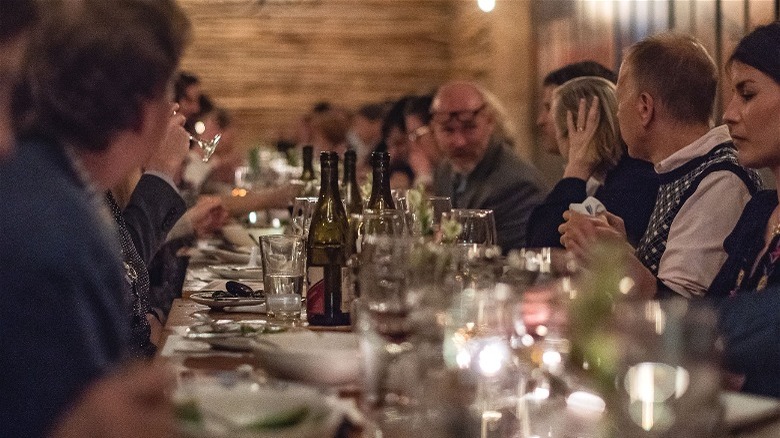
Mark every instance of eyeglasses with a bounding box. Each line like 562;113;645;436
407;125;431;143
430;104;487;125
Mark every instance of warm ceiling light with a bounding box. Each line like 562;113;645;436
478;0;495;13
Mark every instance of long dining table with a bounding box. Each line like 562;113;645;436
155;233;780;438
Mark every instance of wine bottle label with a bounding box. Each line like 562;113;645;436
306;267;325;316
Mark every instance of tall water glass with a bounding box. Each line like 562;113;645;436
259;235;305;320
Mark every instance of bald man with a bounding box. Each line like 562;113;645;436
431;81;547;252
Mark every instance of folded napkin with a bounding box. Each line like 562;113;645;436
569;196;606;216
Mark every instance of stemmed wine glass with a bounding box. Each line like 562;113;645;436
189;133;221;162
443;208;497;246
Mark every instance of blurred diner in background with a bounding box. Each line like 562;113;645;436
5;0;780;437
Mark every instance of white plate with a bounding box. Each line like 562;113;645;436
190;292;266;310
251;331;361;386
222;224;284;248
722;391;780;430
176;375;342;438
185;320;285;339
208;265;263;280
200;247;254;264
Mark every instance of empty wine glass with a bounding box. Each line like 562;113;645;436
427;196;452;226
443;208;497;246
190;133;221;162
290;196;318;238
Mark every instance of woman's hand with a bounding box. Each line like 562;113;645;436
563;96;601;180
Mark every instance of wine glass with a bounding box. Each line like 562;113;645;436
427;196;452;226
290;196;318;239
443;208;497;246
190;133;221;162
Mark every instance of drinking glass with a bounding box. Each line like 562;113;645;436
427;196;452;226
443;209;497;246
190;133;221;162
259;235;305;320
360;209;408;239
357;236;416;430
290;196;318;239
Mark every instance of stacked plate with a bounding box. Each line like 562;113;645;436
251;331;361;386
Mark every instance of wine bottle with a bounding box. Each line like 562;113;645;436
300;145;315;181
300;144;318;197
306;151;351;326
342;149;363;216
367;151;395;210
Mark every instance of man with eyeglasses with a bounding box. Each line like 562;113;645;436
431;81;547;252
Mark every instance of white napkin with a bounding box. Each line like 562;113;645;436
569;196;606;216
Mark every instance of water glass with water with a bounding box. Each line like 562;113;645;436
259;235;305;320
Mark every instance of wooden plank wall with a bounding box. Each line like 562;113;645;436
177;0;537;160
179;0;454;148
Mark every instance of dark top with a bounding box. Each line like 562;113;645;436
710;190;780;397
432;139;547;253
107;191;156;358
122;174;186;266
526;154;659;248
119;173;186;324
0;138;128;437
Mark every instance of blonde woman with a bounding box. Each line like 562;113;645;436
527;76;659;247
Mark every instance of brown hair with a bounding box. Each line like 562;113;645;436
623;33;717;125
16;0;191;152
310;107;351;147
554;76;623;176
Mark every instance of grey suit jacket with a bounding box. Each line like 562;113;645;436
433;139;548;252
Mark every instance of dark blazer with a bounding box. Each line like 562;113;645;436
433;139;547;253
526;154;659;248
0;138;128;437
122;173;186;265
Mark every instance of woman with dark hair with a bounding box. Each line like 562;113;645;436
376;95;416;190
711;21;780;397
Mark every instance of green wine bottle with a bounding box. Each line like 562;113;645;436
306;151;351;326
300;145;315;181
342;149;363;216
367;151;395;210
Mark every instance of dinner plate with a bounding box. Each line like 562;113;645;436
207;264;263;280
200;247;254;264
222;223;285;248
190;292;266;309
251;331;361;386
185;320;285;339
722;391;780;430
175;375;342;438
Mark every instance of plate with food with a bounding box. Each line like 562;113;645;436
175;374;342;438
185;319;285;339
190;292;265;310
